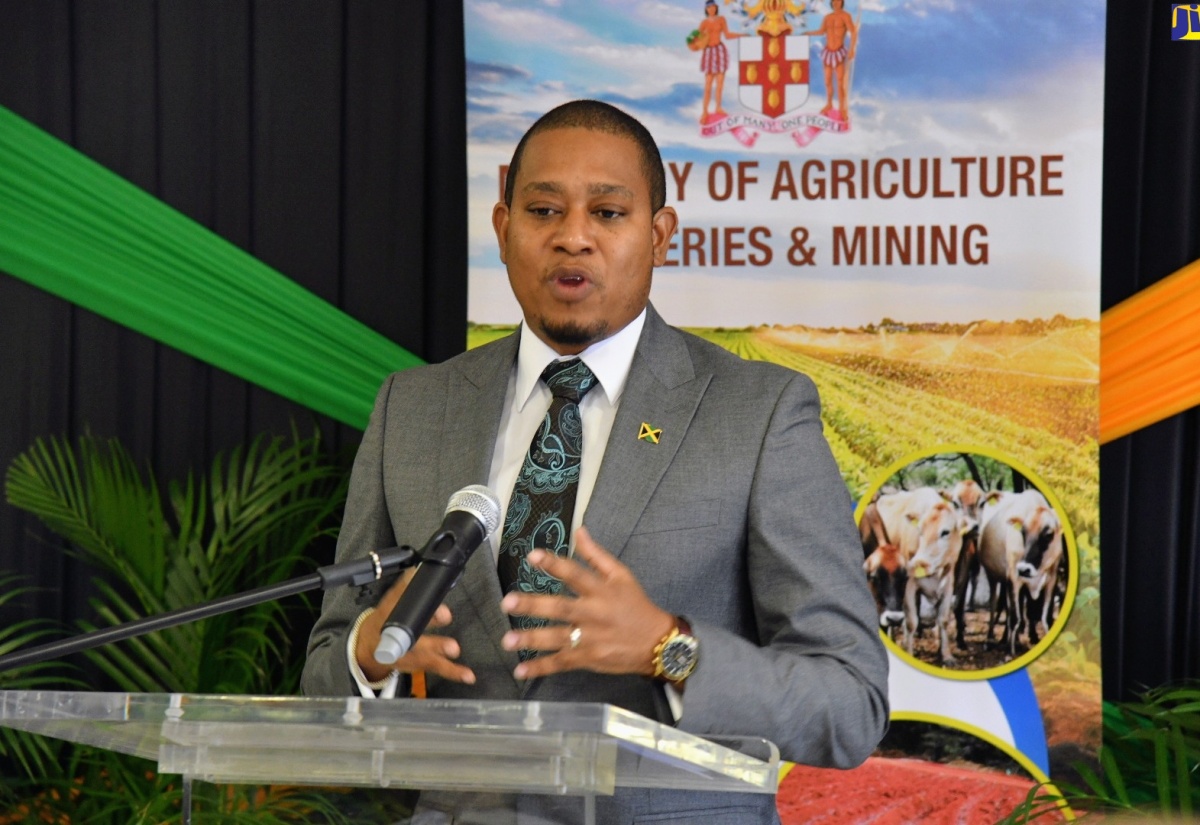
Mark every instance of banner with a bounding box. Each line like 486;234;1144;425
466;1;1102;817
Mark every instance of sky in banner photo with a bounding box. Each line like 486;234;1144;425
464;0;1105;329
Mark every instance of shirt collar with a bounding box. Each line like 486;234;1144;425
514;309;646;412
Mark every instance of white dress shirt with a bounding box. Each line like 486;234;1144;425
485;310;646;561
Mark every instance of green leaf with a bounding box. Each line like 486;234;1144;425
1100;743;1132;807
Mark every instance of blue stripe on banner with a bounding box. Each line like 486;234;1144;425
988;669;1049;775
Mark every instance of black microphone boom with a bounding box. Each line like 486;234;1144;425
374;485;501;665
0;545;419;673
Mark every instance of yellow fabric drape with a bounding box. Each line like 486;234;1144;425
1101;257;1200;444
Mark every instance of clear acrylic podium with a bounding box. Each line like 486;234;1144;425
0;690;778;824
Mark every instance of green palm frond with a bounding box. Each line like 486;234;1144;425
997;681;1200;822
6;435;168;611
4;429;347;696
993;784;1070;824
2;429;350;821
80;590;191;693
0;576;78;781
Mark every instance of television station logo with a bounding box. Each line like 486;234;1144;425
687;0;860;148
1172;4;1200;40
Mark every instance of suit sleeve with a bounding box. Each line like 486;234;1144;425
675;372;889;768
301;373;401;698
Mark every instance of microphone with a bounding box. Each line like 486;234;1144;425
373;485;501;664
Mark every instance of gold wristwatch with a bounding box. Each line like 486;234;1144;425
652;617;699;683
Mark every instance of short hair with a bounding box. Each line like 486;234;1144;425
503;100;667;213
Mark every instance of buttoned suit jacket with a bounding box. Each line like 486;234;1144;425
302;305;889;824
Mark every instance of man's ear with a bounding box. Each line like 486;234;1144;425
492;201;511;264
651;206;679;267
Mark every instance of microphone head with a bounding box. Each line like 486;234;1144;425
375;626;413;664
446;485;501;540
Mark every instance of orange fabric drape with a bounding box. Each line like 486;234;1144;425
1101;257;1200;444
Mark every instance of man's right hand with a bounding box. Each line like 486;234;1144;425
355;570;476;685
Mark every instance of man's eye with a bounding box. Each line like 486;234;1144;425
596;209;623;220
528;206;556;217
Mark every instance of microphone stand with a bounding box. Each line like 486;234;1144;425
0;546;418;672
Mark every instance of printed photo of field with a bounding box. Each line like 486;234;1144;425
467;316;1103;766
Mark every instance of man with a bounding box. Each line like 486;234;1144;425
803;0;857;121
696;0;742;124
302;99;888;823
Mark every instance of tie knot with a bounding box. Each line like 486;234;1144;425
541;358;597;403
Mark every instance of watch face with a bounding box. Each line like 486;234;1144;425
661;634;699;679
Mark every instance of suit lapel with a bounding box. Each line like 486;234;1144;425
584;306;710;560
437;334;514;497
438;334;524;684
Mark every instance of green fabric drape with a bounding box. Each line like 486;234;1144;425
0;105;422;430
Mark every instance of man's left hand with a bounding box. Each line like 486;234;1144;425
499;526;676;680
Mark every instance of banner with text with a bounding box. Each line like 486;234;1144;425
466;0;1102;815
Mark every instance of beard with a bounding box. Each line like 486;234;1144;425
538;318;610;350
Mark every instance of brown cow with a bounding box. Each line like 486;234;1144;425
859;500;891;558
863;542;906;637
905;500;965;665
947;479;984;648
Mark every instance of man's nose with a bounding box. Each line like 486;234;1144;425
553;207;594;254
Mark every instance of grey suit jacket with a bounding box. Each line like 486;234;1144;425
302;305;889;823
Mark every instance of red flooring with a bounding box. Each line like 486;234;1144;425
777;757;1069;824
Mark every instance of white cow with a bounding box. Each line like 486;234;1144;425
873;487;946;563
978;490;1064;655
904;500;965;665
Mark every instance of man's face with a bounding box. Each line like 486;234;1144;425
492;127;678;355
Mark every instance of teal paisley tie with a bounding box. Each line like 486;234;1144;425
497;358;597;655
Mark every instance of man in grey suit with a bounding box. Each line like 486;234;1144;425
302;99;888;823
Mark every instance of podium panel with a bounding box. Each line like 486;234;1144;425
0;691;777;802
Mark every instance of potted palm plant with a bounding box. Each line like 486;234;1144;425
0;430;379;823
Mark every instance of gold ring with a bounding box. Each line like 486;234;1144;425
568;626;582;649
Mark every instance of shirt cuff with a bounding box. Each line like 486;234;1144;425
346;607;401;699
664;682;684;722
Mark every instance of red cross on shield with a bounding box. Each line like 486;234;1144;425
738;34;809;118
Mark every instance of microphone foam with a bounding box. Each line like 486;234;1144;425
446;485;501;539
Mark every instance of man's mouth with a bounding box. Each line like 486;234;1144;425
549;268;593;294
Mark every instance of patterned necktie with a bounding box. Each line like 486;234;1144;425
497;358;598;648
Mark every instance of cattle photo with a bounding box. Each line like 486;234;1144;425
858;451;1074;674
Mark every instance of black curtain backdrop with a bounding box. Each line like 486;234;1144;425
1100;2;1200;700
0;1;1194;703
0;0;466;643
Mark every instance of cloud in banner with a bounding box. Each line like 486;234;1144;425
465;0;1103;107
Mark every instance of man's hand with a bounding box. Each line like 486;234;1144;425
499;526;676;680
355;569;476;685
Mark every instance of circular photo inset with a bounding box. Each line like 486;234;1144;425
857;446;1077;679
